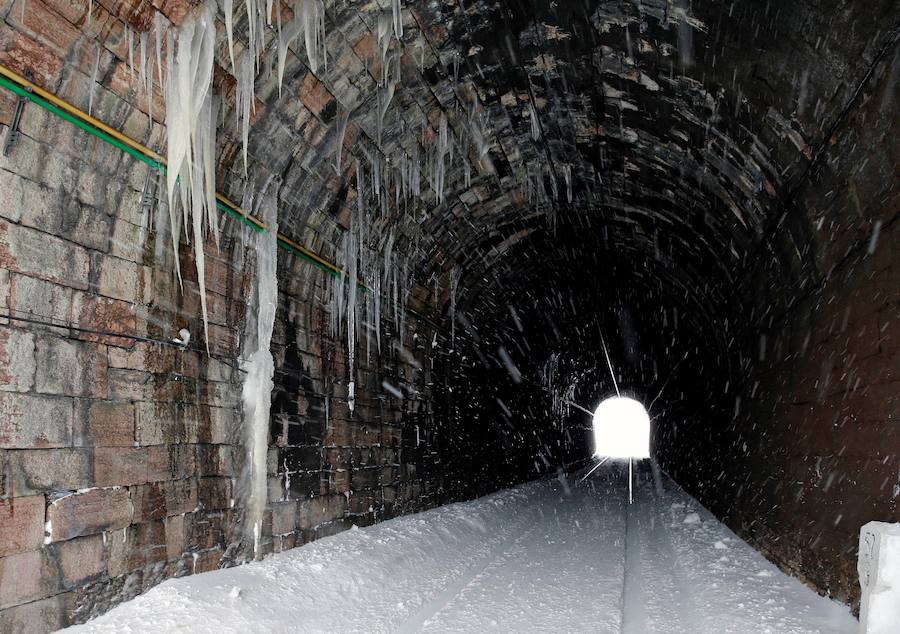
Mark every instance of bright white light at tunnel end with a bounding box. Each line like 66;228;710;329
592;394;651;460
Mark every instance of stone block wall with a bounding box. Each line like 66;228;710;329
0;106;253;629
0;1;450;629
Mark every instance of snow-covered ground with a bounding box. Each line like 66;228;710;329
63;466;857;633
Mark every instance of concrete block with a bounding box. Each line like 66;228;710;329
859;521;900;634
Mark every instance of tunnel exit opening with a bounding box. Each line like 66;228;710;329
593;396;651;460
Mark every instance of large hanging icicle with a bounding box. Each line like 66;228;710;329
332;104;351;174
297;0;327;74
164;2;219;353
236;54;256;174
392;0;403;39
224;0;236;71
242;195;279;559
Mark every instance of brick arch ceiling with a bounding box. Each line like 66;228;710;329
198;0;894;350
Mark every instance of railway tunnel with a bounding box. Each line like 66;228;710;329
0;0;897;630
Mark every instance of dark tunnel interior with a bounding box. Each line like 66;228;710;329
0;0;896;628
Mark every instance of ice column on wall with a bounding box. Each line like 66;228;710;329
241;196;279;559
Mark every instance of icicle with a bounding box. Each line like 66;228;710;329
564;164;573;203
298;0;327;74
276;6;284;95
242;194;278;560
529;101;540;141
276;15;303;96
236;55;255;175
139;32;147;88
224;0;236;72
377;80;396;147
245;0;257;60
333;104;351;174
88;45;100;116
449;267;459;347
154;14;164;88
346;209;358;413
127;27;134;80
392;0;403;39
87;0;92;29
163;3;218;352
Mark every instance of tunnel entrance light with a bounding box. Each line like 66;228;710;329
592;396;650;459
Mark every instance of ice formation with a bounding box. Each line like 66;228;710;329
163;2;220;353
332;104;351;174
298;0;327;73
236;54;255;174
529;101;540;140
242;195;279;559
88;45;100;116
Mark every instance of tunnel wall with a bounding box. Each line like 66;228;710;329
682;16;900;607
0;2;448;630
0;103;251;629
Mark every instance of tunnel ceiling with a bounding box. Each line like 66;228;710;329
193;0;895;397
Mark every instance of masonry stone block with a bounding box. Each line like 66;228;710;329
0;495;45;557
83;400;135;447
0;220;90;291
7;448;92;494
47;487;132;542
34;336;108;398
0;392;72;448
0;592;67;633
0;549;58;609
0;326;35;391
52;533;107;589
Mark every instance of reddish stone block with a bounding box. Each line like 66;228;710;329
129;482;166;522
47;487;131;541
0;220;90;291
298;72;333;118
0;392;73;449
94;446;150;486
0;26;64;87
74;294;139;347
0;592;66;632
51;533;106;589
8;0;82;55
197;477;231;510
0;549;58;610
0;495;45;557
191;548;222;574
108;520;167;578
85;401;135;447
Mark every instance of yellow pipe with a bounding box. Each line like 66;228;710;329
0;64;163;162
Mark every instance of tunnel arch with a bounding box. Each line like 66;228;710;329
0;0;896;627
